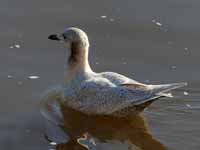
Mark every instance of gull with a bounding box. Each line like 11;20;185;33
40;27;187;120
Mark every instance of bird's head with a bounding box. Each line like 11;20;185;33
48;27;89;50
48;27;90;65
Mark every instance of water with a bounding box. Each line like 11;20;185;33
0;0;200;149
43;105;167;150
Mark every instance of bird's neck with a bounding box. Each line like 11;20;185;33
63;45;93;86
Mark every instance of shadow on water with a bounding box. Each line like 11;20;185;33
43;103;167;150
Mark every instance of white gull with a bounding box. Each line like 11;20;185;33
40;27;187;120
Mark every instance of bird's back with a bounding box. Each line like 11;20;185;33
100;71;139;85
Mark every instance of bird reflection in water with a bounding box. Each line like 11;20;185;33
41;100;166;150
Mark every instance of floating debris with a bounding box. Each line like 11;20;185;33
122;62;127;65
155;22;162;26
152;19;162;26
15;44;20;48
50;142;57;146
145;79;150;83
183;91;189;96
10;44;21;48
100;15;107;19
28;75;40;79
184;47;188;51
186;104;191;108
95;62;99;65
7;75;13;79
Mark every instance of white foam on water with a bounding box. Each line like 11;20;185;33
28;75;40;79
184;91;189;96
101;15;107;19
156;22;162;26
152;19;162;26
15;44;20;48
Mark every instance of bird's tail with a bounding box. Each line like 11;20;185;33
135;82;187;111
150;82;188;97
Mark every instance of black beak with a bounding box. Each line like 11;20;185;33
48;34;61;41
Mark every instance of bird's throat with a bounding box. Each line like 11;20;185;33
64;44;92;86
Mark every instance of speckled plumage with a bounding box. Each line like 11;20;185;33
63;72;151;115
41;27;187;120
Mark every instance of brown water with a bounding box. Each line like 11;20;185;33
0;0;200;149
48;105;167;150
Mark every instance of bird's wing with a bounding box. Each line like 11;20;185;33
100;72;139;85
120;82;187;105
71;80;187;115
71;79;154;115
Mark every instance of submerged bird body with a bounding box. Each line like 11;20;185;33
41;27;187;119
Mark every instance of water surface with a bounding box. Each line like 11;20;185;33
0;0;200;149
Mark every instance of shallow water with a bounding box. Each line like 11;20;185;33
0;0;200;149
43;105;167;150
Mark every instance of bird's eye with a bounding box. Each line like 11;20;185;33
62;34;67;39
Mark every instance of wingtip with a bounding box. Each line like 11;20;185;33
177;82;188;88
150;82;188;94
